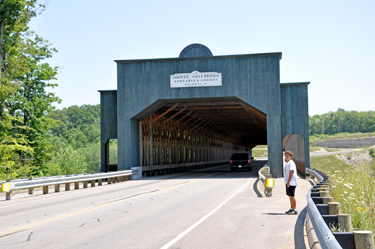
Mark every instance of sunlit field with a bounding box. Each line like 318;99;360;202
311;152;375;240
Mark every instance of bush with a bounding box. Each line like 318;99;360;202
48;145;87;175
370;148;375;159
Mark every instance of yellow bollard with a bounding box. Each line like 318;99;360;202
265;178;274;197
265;178;274;188
2;182;10;192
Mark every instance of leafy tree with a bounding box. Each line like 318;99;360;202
48;145;87;176
7;31;61;168
309;109;375;135
0;1;59;179
48;104;100;148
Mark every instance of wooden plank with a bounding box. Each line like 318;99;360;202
152;103;179;122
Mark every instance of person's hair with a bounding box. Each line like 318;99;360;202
285;150;293;156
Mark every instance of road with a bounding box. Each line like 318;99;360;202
0;161;312;249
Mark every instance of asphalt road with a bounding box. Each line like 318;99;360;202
0;161;312;249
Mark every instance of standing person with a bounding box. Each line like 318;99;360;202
284;150;298;215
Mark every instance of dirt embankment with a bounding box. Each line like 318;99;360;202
336;145;375;165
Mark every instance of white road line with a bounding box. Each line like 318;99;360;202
160;178;253;249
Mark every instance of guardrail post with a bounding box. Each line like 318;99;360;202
65;183;70;191
320;191;329;197
91;180;95;187
98;179;102;186
55;184;60;192
5;179;12;201
28;178;34;196
108;177;112;184
328;202;341;215
353;231;374;249
83;181;88;188
337;214;352;232
75;182;79;189
43;186;49;194
322;197;334;204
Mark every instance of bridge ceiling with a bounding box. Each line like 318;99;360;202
154;100;267;148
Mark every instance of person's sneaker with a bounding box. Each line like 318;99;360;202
285;209;293;214
286;209;298;215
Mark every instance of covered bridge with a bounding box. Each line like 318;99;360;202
99;44;310;178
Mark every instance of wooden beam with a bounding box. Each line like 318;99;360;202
182;114;198;126
162;106;187;125
241;103;267;133
153;103;179;123
176;110;193;123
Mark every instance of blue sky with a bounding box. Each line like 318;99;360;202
30;0;375;116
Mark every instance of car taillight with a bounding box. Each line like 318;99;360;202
230;160;232;164
248;159;250;164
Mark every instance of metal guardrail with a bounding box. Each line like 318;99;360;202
258;165;274;197
1;170;137;200
306;168;343;249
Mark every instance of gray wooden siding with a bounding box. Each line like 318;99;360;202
280;83;310;175
99;90;117;172
116;53;285;177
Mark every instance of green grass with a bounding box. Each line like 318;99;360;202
254;146;353;157
310;132;375;145
252;148;268;157
311;154;375;239
310;155;351;175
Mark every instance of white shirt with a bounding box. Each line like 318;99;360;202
284;159;298;186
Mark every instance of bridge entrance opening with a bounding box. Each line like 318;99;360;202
137;98;267;175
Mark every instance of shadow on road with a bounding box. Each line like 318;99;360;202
253;178;263;197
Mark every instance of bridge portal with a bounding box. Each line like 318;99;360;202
99;44;310;178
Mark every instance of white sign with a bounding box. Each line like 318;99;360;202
170;71;222;88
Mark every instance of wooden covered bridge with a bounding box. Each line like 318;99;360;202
99;44;310;178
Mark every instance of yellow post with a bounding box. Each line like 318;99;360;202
4;179;12;200
265;178;274;188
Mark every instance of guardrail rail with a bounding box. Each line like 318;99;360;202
1;170;137;201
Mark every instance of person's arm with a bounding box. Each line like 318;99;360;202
286;170;294;187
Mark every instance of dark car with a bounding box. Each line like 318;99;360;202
230;153;253;171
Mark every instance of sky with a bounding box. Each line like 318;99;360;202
29;0;375;116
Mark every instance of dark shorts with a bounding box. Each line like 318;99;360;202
286;185;296;197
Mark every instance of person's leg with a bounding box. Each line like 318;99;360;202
291;196;296;210
288;196;294;209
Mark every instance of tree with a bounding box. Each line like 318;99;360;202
48;104;101;148
7;31;61;169
0;1;59;179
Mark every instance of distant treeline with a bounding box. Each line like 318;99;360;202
47;104;117;174
309;108;375;135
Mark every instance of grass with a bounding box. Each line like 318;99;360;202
252;148;268;157
254;146;356;157
310;132;375;145
311;154;375;240
310;155;351;175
